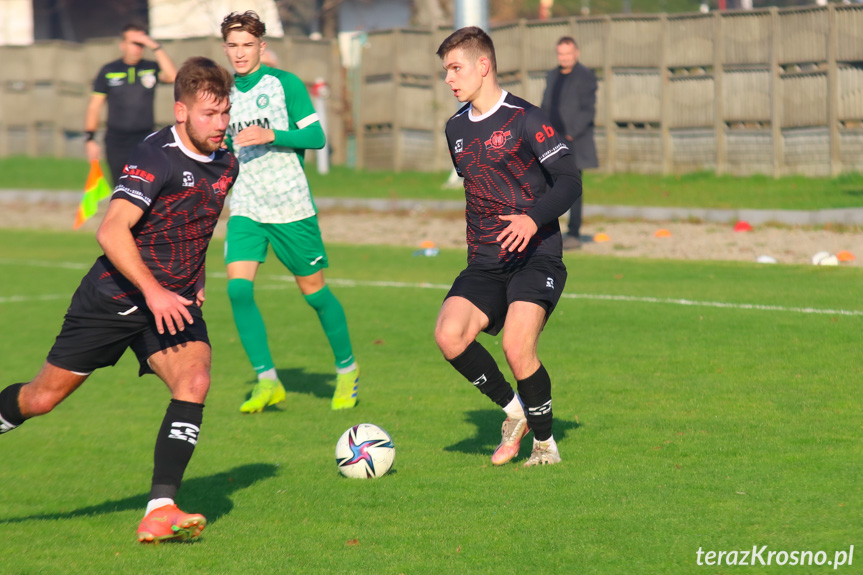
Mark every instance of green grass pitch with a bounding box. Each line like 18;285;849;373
0;228;861;574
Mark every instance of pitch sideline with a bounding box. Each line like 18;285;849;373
1;260;861;317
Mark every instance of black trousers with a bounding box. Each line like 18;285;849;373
104;129;153;186
567;170;583;238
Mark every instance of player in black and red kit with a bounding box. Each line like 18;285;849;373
0;57;236;543
434;27;581;467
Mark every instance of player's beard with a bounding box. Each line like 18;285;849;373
186;122;224;155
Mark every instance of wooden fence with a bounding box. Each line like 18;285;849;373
2;5;862;177
0;35;344;165
355;4;863;176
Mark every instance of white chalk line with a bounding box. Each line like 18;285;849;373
1;260;861;317
256;275;863;317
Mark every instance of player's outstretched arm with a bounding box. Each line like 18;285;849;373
96;199;194;335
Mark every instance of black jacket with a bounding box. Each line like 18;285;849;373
541;63;599;170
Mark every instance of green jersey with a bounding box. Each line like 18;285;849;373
227;65;326;223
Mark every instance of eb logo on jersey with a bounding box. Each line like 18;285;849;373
535;124;556;143
484;130;512;150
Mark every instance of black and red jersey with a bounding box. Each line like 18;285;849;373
85;126;238;304
446;91;572;267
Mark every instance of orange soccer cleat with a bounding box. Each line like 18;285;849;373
137;504;207;543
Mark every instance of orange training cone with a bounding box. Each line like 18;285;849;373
836;250;855;262
593;232;611;242
733;221;752;232
654;228;672;238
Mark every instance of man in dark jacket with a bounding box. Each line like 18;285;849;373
541;37;598;250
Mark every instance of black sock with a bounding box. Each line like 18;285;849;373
517;364;553;441
448;340;515;408
0;383;26;433
150;399;204;500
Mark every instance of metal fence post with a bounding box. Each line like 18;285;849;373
827;3;840;177
714;11;726;176
770;7;784;178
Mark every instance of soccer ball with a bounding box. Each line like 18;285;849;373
335;423;395;479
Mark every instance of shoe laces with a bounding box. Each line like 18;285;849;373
527;441;559;464
501;417;527;443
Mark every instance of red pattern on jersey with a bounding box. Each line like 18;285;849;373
454;109;540;264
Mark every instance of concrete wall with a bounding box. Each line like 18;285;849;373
353;4;863;175
0;34;344;165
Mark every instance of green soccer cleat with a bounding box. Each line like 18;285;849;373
240;378;286;414
331;367;359;410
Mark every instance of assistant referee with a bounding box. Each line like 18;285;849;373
84;23;177;185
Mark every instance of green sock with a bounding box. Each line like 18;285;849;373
227;278;275;374
304;285;354;370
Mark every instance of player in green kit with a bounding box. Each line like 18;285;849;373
220;11;359;412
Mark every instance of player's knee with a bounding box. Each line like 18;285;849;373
502;339;535;375
227;278;254;305
434;322;468;358
174;370;210;403
20;388;61;417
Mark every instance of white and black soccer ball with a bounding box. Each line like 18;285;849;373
335;423;395;479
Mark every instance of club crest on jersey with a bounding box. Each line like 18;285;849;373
212;175;234;195
454;139;463;153
141;73;157;89
485;130;512;150
182;171;195;187
256;94;270;109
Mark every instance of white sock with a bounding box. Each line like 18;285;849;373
336;362;357;375
145;497;174;516
258;368;278;381
503;394;526;420
535;436;557;449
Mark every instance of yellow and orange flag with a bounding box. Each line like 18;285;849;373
73;160;112;229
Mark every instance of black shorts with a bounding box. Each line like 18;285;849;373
445;257;567;336
46;277;209;376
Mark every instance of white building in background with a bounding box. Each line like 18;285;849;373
149;0;283;39
339;0;411;33
0;0;34;45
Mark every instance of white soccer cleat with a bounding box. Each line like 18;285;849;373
523;437;561;467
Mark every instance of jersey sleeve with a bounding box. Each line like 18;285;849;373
92;64;109;95
445;126;463;177
111;142;171;212
523;106;571;167
521;106;581;227
271;71;326;150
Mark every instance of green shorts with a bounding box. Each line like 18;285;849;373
225;215;329;277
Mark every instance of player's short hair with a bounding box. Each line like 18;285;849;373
221;10;266;40
436;26;497;75
174;57;234;105
121;23;147;36
557;36;579;49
